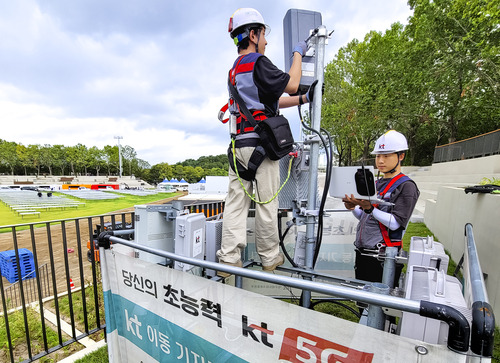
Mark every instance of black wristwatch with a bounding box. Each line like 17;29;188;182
363;205;374;214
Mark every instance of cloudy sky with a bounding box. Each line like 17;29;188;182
0;0;413;166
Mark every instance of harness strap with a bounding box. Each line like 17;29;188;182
218;56;246;125
238;111;266;134
230;55;269;134
219;104;264;132
229;55;246;86
378;173;407;199
221;54;268;134
374;173;408;248
378;222;402;247
218;100;234;124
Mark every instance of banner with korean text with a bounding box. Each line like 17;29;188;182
100;248;463;362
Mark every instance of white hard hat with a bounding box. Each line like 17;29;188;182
371;130;408;154
228;8;270;43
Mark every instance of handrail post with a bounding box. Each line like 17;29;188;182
465;223;495;357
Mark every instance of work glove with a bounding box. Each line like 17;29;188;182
306;80;319;102
293;41;307;57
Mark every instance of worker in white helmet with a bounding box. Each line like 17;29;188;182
217;8;318;276
343;130;420;286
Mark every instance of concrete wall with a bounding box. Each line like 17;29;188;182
429;154;500;175
425;186;500;319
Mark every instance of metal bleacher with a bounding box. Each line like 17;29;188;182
0;190;86;216
59;190;124;200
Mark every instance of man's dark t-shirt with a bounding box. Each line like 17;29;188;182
252;56;290;117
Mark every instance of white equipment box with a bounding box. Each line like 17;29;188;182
134;205;175;264
174;213;206;272
399;265;468;344
408;236;449;272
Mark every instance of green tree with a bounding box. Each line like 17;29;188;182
181;155;228;170
1;140;152;178
39;144;54;175
407;0;500;142
103;145;119;175
183;166;198;183
133;158;151;179
87;146;105;176
16;144;31;175
27;144;41;175
174;165;184;180
323;29;398;165
0;140;19;175
122;145;137;176
322;0;499;166
51;145;68;175
194;166;205;181
181;158;197;167
147;163;173;185
206;167;227;176
66;144;88;175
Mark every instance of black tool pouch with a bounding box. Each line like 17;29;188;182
228;79;294;162
254;115;294;160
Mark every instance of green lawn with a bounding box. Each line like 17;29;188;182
0;191;181;230
74;346;108;363
0;307;77;362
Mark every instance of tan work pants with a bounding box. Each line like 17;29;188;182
217;146;280;266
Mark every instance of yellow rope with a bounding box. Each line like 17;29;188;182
232;138;293;205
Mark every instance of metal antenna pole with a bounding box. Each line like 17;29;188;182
302;25;327;308
114;136;123;178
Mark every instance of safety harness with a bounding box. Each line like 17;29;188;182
374;173;410;248
218;53;270;182
219;54;268;135
218;53;295;202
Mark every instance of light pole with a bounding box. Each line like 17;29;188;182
114;136;123;178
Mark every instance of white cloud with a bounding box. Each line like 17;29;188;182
0;0;414;166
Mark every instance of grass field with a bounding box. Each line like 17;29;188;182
74;346;108;363
0;191;181;230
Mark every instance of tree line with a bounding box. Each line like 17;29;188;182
322;0;499;166
0;141;151;177
145;155;228;185
0;140;229;185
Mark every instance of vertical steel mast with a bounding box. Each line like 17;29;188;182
302;25;327;307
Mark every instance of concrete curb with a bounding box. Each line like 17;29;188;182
58;339;107;363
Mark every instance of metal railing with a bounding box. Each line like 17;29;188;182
0;212;134;362
100;223;495;357
464;223;495;357
0;199;225;362
433;129;500;163
3;264;51;310
186;201;225;218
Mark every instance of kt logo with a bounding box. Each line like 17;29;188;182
242;315;273;348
